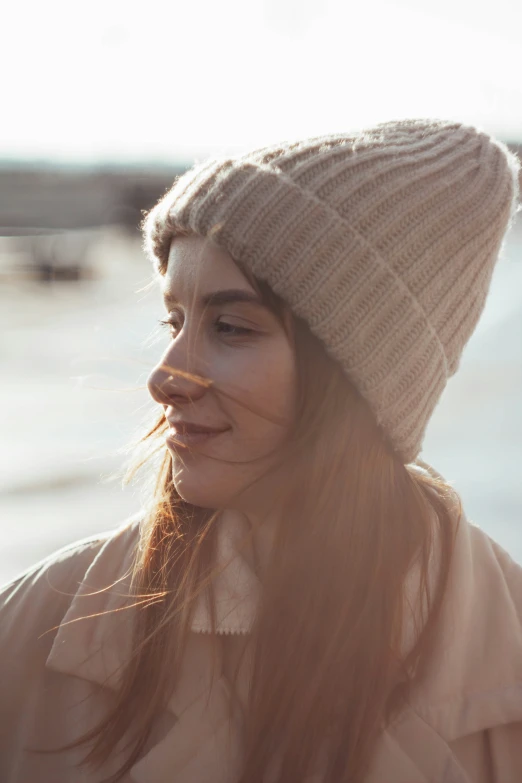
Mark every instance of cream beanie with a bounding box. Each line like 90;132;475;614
144;119;521;463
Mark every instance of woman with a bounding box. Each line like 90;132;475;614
1;118;521;783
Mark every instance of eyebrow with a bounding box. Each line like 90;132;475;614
163;288;265;309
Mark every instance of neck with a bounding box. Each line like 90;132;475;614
227;505;279;578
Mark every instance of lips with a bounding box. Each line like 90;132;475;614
166;426;229;449
165;417;230;452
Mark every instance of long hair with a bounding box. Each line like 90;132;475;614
59;222;459;782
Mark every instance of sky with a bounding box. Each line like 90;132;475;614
3;0;522;164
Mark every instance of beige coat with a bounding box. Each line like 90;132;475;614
2;484;522;782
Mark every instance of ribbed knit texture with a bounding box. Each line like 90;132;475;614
144;119;521;463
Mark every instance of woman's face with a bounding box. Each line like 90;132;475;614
147;235;298;516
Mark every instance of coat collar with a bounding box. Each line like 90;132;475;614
45;508;260;689
45;479;522;782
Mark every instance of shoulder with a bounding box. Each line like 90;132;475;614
0;514;142;645
411;505;522;739
464;518;522;616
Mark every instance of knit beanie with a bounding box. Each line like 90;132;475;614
144;119;521;464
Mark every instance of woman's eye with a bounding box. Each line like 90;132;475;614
158;317;181;336
215;320;254;336
158;317;254;338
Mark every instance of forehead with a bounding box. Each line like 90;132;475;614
164;235;254;297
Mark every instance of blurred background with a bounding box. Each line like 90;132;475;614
1;0;521;583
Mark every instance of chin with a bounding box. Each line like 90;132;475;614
173;472;232;511
170;454;265;513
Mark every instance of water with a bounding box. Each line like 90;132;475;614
1;223;521;584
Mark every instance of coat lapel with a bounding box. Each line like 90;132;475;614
45;518;139;690
45;509;257;783
367;710;471;783
131;659;244;783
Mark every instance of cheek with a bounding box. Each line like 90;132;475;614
231;345;297;437
263;361;296;418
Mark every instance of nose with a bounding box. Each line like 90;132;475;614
147;342;210;407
